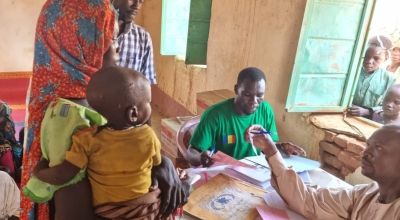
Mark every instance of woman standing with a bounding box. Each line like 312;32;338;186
21;1;188;219
20;0;116;219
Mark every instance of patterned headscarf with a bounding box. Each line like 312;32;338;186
30;0;116;102
0;100;16;144
21;1;116;219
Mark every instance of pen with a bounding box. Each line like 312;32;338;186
251;144;258;156
250;130;271;135
249;131;270;155
208;145;216;157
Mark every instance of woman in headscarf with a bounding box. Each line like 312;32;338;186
21;0;188;219
21;1;116;219
0;101;21;178
21;0;188;220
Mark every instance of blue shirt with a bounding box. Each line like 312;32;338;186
353;68;395;111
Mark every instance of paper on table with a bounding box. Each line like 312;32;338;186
244;155;270;169
284;156;320;173
225;166;271;186
186;165;228;188
298;171;311;184
185;165;228;175
256;205;289;220
184;174;266;220
264;190;306;220
186;152;256;188
212;151;255;168
264;190;287;208
245;155;320;173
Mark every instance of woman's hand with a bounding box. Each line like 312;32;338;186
32;158;49;177
151;156;189;218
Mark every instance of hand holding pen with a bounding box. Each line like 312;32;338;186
246;125;278;157
200;146;216;167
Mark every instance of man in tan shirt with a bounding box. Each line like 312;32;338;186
247;125;400;219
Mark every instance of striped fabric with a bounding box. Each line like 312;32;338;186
223;134;236;145
117;23;156;84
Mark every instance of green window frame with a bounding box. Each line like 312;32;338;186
185;0;212;65
286;0;375;112
160;0;212;65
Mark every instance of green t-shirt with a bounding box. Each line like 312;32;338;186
190;98;279;159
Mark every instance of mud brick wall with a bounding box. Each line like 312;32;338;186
319;131;366;179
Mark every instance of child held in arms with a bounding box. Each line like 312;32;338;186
33;66;167;219
349;45;395;118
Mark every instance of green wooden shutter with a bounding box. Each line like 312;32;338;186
285;0;374;112
160;0;191;56
185;0;212;65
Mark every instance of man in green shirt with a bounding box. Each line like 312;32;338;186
187;67;305;166
349;45;395;118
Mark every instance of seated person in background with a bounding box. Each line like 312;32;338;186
0;135;14;175
33;66;184;219
372;84;400;124
0;170;20;220
0;101;22;179
247;124;400;219
187;67;305;167
349;45;395;118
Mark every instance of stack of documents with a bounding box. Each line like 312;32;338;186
225;166;271;188
244;155;320;173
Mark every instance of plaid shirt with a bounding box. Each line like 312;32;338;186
117;23;156;84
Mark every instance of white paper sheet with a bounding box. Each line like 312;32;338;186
244;155;320;173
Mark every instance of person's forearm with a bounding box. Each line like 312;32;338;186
268;153;318;217
35;161;80;185
267;154;351;219
151;155;189;217
186;146;202;166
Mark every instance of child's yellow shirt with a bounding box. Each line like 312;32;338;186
65;125;161;206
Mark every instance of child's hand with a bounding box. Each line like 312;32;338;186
348;105;370;116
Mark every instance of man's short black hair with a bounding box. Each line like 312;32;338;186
237;67;266;85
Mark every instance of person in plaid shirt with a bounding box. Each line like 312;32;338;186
113;0;157;85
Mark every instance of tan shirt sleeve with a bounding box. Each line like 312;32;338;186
268;153;356;219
